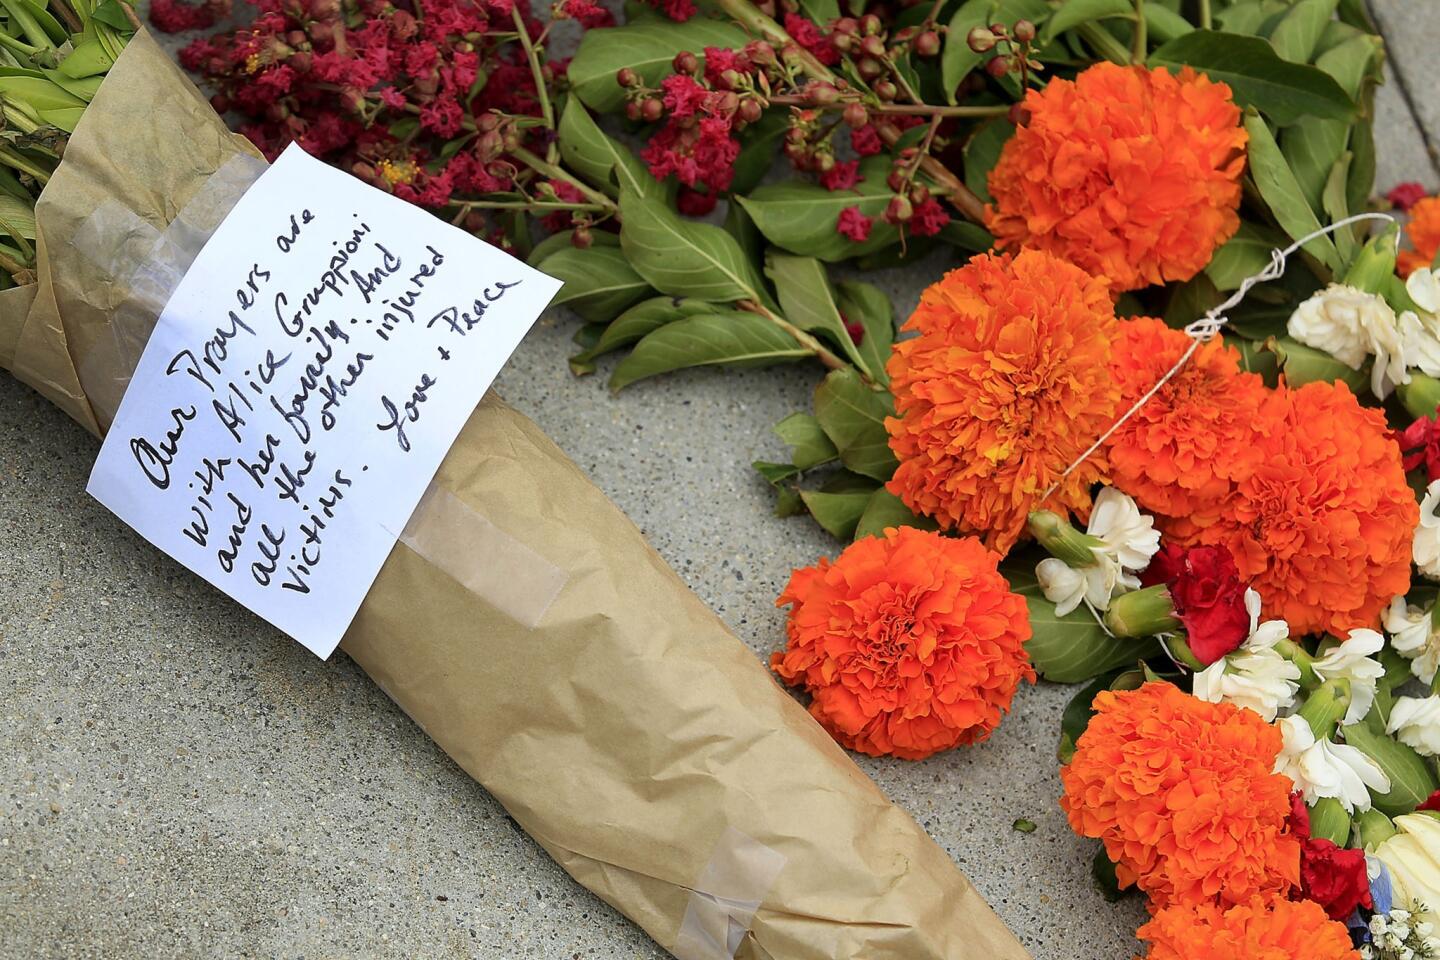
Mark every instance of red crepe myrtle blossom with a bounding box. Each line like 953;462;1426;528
676;186;718;217
820;159;862;191
643;0;696;21
1300;838;1373;920
783;13;840;65
149;0;229;33
641;113;741;193
909;197;950;237
1143;544;1249;665
1390;181;1430;212
837;206;872;242
840;312;864;345
1397;409;1440;481
851;124;884;157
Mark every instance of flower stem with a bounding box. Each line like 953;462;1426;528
510;145;617;214
1198;0;1212;30
511;6;557;164
766;95;1009;118
448;199;607;212
737;299;859;377
1131;0;1147;62
1078;21;1132;64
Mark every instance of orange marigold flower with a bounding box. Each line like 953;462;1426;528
1060;682;1300;909
1136;896;1359;960
885;249;1119;553
985;63;1247;292
1399;195;1440;277
1105;316;1273;535
771;526;1033;761
1198;381;1417;636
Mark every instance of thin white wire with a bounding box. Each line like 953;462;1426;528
1039;211;1399;503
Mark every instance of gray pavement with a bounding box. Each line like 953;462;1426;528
3;6;1439;959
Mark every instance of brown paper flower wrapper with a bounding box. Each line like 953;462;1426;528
0;31;1032;960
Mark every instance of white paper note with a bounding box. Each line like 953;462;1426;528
87;144;563;658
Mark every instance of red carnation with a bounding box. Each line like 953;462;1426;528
1154;544;1249;665
1419;789;1440;813
1397;408;1440;481
837;206;872;242
1288;792;1310;840
1300;838;1372;920
1140;542;1185;589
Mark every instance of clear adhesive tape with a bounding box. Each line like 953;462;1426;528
674;828;787;960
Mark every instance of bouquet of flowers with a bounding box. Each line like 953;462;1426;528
58;0;1440;954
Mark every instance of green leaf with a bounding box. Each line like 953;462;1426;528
1142;4;1194;42
835;279;896;384
620;186;773;306
766;252;878;380
89;0;131;30
1322;151;1356;264
569;20;750;113
753;460;801;485
557;99;654;199
1306;797;1352;846
799;473;881;540
774;412;839;471
1346;101;1376;220
1267;336;1368;392
526;227;619;267
1342;721;1440;817
737;157;901;262
1003;558;1161;683
963;118;1014;206
1243;109;1342;271
1091;847;1132;903
609;311;809;390
1206;222;1286;291
799;0;841;23
1043;0;1134;43
1267;0;1338;63
569;294;711;367
1149;31;1356;125
1057;671;1119;764
1281;115;1350;212
853;487;936;540
937;220;995;252
1315;33;1383;100
941;0;1051;102
540;245;654;323
0;76;85;111
812;368;899;482
0;193;37;240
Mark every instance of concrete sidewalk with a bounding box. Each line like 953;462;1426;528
3;5;1439;959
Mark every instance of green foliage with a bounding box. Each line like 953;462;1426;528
569;20;750;113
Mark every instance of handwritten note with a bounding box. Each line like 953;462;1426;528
87;144;562;658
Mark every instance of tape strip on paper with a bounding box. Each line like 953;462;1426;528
70;153;269;427
69;154;567;632
674;828;786;960
398;485;567;629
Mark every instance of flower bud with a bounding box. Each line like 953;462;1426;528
1298;678;1352;740
914;30;941;57
887;170;907;193
832;31;854;52
672;50;699;75
985;55;1012;78
885;195;913;223
1356;808;1398;850
1008;103;1031;126
717;91;740;115
625;100;642;121
1012;18;1037;42
815;151;836;173
966;26;997;52
809;82;841;105
842;101;868;128
571;225;593;249
738;98;764;124
1398;373;1440;422
616;67;638;87
860;13;882;35
1308;797;1353;846
1026;510;1103;567
874;80;898;101
908;183;930;205
833;16;859;34
1103;585;1182;638
860;34;886;58
857;56;884;80
641;97;664;122
1341;223;1400;295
